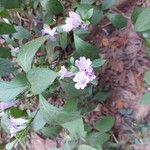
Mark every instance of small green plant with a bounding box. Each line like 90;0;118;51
0;0;134;149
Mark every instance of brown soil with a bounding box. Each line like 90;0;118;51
86;0;150;149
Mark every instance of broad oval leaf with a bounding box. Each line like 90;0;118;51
27;68;57;95
0;22;16;34
91;7;103;26
94;116;115;133
17;36;48;72
87;132;110;146
74;34;99;59
107;13;127;29
62;118;86;138
48;0;64;15
0;74;29;101
135;8;150;32
39;95;81;125
92;58;106;68
13;26;31;40
131;7;145;24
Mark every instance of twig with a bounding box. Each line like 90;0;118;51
16;12;29;22
111;133;119;144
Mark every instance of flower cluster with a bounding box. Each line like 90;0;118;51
42;24;57;41
0;100;28;137
42;11;88;40
8;117;29;137
62;11;83;32
59;57;96;90
0;100;16;111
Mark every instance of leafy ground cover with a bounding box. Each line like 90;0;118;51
0;0;150;150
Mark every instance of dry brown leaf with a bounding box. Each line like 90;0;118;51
115;100;126;109
30;134;57;150
101;37;109;47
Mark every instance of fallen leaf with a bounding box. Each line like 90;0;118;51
102;37;109;46
115;100;126;109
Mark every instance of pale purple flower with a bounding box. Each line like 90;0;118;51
8;45;19;54
75;57;92;71
59;66;74;79
73;57;96;89
42;25;57;41
81;23;89;31
0;100;16;111
0;112;4;117
11;47;19;53
32;17;41;26
8;117;28;137
85;67;96;81
62;11;83;32
73;71;90;90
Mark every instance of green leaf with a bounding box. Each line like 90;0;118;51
39;95;81;125
40;126;62;138
1;0;21;9
144;70;150;84
59;32;68;49
78;145;97;150
0;22;16;34
94;116;115;133
80;0;96;5
13;26;31;40
101;0;116;10
87;132;110;146
74;34;99;59
0;47;11;58
0;74;29;101
0;58;14;77
60;79;88;98
141;93;150;104
10;107;27;118
76;4;91;19
93;91;109;102
74;28;90;38
62;119;86;138
48;0;64;15
17;36;48;72
91;7;103;26
131;7;145;24
86;8;94;19
92;58;106;68
27;68;57;95
64;99;77;112
32;110;46;131
0;10;10;17
0;1;4;12
135;8;150;32
107;13;127;29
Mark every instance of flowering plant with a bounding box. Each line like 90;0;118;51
0;0;129;149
